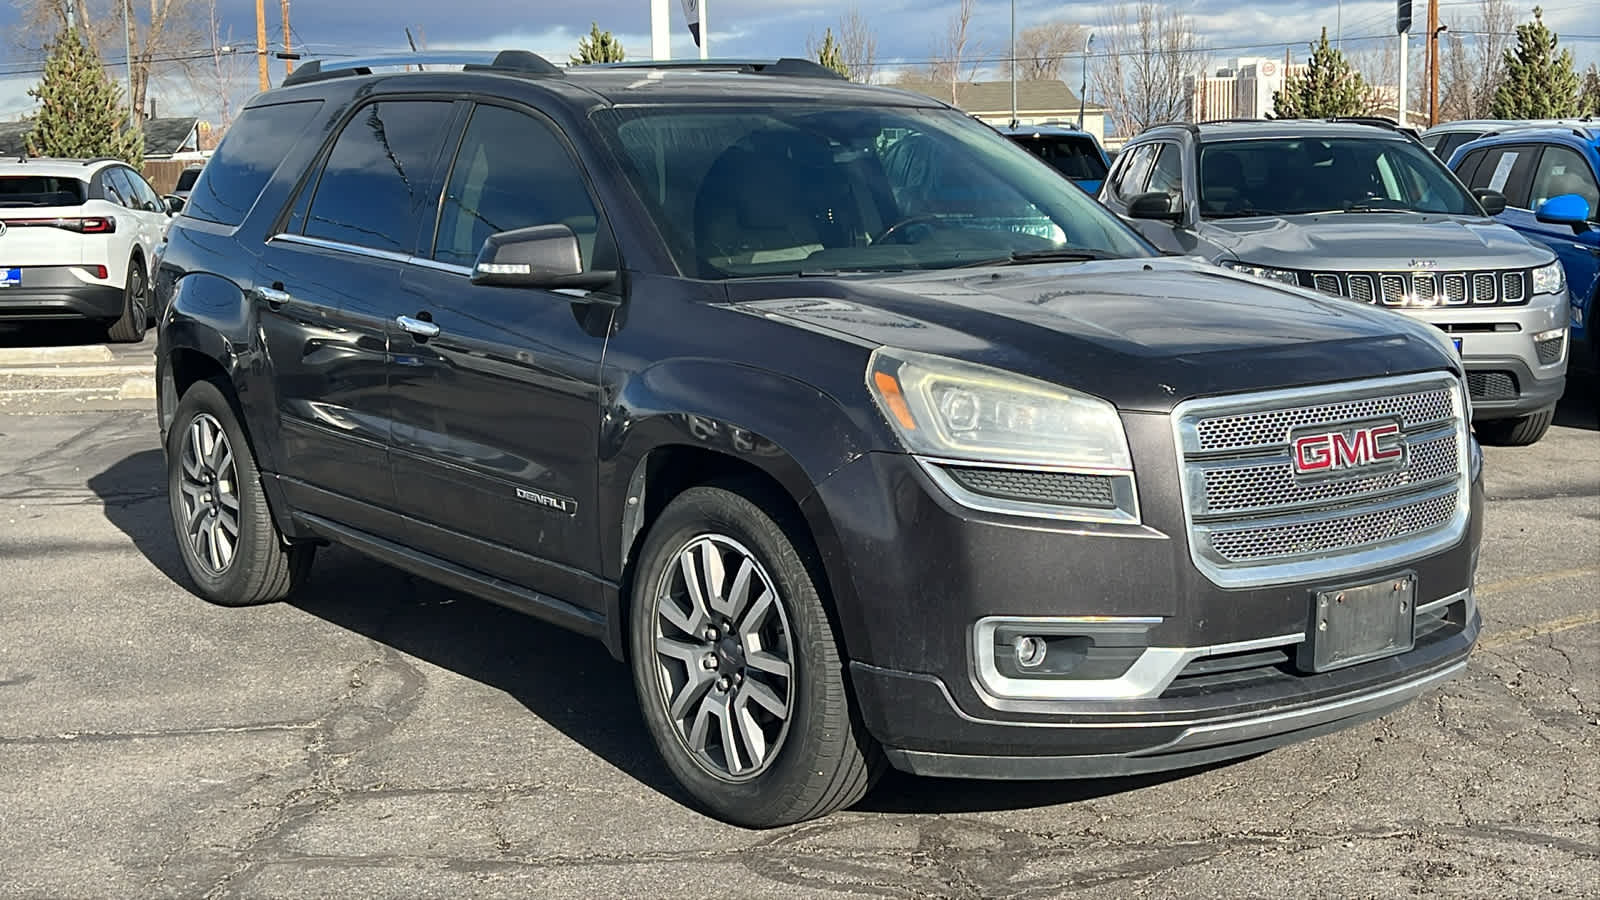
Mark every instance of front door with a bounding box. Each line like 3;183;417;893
253;97;459;532
1517;144;1600;344
389;101;616;612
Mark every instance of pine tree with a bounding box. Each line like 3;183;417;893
570;23;625;66
25;27;143;164
1489;7;1580;119
1580;64;1600;116
816;28;849;80
1271;28;1369;118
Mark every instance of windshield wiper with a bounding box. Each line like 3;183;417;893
954;248;1119;268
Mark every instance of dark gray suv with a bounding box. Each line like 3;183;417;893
1102;119;1568;445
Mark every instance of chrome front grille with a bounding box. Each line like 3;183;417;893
1307;269;1531;306
1174;373;1470;588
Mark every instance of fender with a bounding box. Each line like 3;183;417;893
598;358;894;658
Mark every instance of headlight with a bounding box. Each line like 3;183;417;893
867;347;1131;468
1220;260;1301;286
1532;261;1566;296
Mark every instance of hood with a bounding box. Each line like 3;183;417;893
727;257;1459;414
1200;213;1554;271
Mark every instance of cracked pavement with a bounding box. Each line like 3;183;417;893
0;382;1595;898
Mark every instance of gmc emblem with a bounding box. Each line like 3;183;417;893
1292;422;1405;475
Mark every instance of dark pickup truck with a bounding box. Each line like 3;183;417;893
152;52;1482;828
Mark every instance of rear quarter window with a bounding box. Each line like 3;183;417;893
0;176;86;207
185;100;324;227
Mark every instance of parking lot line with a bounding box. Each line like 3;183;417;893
1476;567;1599;596
1480;611;1600;651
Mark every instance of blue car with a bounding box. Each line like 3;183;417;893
998;124;1110;195
1447;125;1600;373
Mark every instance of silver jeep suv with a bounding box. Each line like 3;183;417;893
1102;119;1567;445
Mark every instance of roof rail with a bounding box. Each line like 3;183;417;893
579;57;847;80
281;49;561;87
1145;121;1201;134
1326;115;1401;131
1197;117;1272;126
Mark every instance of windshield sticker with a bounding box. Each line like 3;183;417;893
1488;152;1519;192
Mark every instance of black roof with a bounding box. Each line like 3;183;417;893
142;116;199;155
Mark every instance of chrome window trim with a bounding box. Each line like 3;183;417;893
1171;371;1470;590
971;615;1303;703
271;232;474;275
915;456;1140;526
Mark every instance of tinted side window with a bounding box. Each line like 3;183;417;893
122;168;162;212
1454;148;1488;186
1529;145;1600;216
1467;145;1537;207
187;101;323;226
1146;143;1183;198
1110;144;1155;201
432;104;603;269
304;100;456;253
1436;132;1478;161
101;168;134;207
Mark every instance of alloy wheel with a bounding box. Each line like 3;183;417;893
177;413;241;574
653;534;796;782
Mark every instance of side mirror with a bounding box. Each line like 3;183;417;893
1472;188;1507;217
1535;193;1592;233
162;194;184;215
469;224;617;291
1126;191;1183;223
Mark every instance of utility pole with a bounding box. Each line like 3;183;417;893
1009;0;1017;127
281;0;293;75
1397;0;1411;129
255;0;268;91
1425;0;1438;125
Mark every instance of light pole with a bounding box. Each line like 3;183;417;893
1078;33;1094;131
1009;0;1017;127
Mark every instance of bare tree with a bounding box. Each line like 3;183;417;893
1440;0;1515;119
837;6;878;85
926;0;983;106
12;0;203;122
184;0;237;131
1017;20;1087;82
1093;2;1206;137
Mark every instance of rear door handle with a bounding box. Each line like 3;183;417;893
396;315;440;339
257;285;292;308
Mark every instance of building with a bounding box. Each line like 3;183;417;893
1185;57;1309;121
0;116;201;161
896;79;1108;141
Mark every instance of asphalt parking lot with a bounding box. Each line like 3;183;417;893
1;331;1596;899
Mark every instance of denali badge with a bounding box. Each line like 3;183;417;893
516;486;577;515
1292;422;1404;475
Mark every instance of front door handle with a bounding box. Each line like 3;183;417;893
257;285;292;308
396;315;441;339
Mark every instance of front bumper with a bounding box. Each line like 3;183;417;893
0;267;124;322
1405;293;1568;419
809;447;1483;779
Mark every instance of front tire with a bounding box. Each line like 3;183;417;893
106;257;148;343
628;484;881;827
1475;406;1555;446
166;379;313;605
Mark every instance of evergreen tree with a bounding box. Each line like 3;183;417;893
1580;64;1600;116
1271;28;1369;118
570;23;625;65
25;27;143;164
815;28;849;80
1490;7;1580;119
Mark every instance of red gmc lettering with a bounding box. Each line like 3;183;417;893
1293;423;1402;474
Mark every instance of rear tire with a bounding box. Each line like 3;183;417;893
106;257;148;343
167;379;313;606
1475;406;1555;446
628;484;882;828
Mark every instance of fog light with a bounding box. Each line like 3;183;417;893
1014;635;1047;668
1534;327;1566;343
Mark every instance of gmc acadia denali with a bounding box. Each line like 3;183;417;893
153;52;1484;828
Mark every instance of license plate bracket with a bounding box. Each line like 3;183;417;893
1298;573;1417;673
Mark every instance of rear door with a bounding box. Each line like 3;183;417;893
390;99;616;611
254;98;460;534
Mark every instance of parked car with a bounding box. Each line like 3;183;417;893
1101;118;1568;446
1446;125;1600;377
153;52;1482;828
997;123;1110;194
0;156;174;341
163;163;204;212
1421;117;1596;161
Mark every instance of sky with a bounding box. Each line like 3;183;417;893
0;0;1595;123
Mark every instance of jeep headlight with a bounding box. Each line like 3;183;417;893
1220;260;1301;286
1532;261;1566;296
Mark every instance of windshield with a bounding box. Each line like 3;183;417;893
1198;137;1480;218
594;106;1150;279
1006;134;1108;181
